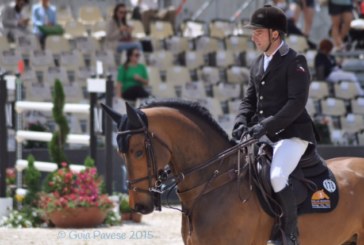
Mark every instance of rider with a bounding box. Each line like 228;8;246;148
232;5;317;245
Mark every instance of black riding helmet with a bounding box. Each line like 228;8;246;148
244;4;287;33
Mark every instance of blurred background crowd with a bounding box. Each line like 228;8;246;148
1;0;364;147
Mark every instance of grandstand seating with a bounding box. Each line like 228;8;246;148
148;50;175;71
63;20;88;39
306;98;317;117
214;50;235;68
180;20;206;38
57;6;74;27
78;6;104;26
225;66;250;84
351;97;364;115
1;1;363;146
45;36;71;54
150;21;174;40
16;35;41;55
0;49;22;73
194;36;220;55
165;36;190;54
340;114;364;134
128;20;147;39
227;99;241;115
59;50;86;70
0;36;11;52
286;35;308;53
209;19;235;39
198;66;221;84
309;81;330;100
224;35;249;53
180;81;207;100
165;66;191;86
182;51;205;70
334;81;362;100
320;98;347;117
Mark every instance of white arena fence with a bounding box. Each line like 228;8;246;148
3;75;112;188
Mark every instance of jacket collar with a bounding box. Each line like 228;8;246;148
277;41;289;56
261;42;289;79
256;42;290;80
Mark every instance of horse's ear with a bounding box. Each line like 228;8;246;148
126;102;143;128
100;103;123;126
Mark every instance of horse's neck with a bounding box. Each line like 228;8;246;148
171;129;233;193
174;133;236;194
147;107;234;195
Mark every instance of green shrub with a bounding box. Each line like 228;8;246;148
48;80;69;167
23;155;41;206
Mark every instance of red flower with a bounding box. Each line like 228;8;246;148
39;165;114;212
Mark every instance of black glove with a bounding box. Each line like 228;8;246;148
232;124;249;141
248;123;267;139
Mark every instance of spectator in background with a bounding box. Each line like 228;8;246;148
272;0;316;48
0;0;30;42
289;0;315;37
131;0;176;34
106;3;142;54
31;0;57;49
116;48;149;101
328;0;354;51
315;39;363;94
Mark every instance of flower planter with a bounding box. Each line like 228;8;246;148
131;212;142;223
121;212;142;222
121;212;132;221
48;207;107;228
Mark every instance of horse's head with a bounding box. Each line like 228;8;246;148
102;103;172;214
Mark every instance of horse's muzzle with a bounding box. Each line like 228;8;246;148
133;203;154;214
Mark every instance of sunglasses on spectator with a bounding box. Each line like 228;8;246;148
133;53;140;57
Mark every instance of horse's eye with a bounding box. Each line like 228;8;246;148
135;150;144;159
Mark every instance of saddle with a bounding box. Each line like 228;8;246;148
252;143;339;217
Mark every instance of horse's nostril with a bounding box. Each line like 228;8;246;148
134;204;146;213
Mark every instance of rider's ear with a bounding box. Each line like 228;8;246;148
126;102;143;129
272;30;279;41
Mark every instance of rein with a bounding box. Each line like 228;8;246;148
119;118;257;206
174;138;257;183
117;112;258;233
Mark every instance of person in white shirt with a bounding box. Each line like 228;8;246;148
0;0;30;42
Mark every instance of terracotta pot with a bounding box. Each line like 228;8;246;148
121;212;132;221
48;207;107;228
131;212;142;223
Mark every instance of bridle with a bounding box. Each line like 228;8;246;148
117;112;257;212
116;113;172;211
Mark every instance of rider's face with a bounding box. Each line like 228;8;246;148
251;28;270;53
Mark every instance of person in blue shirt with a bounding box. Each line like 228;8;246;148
31;0;57;48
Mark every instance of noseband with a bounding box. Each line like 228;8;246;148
117;114;172;211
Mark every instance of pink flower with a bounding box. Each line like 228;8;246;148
39;164;114;212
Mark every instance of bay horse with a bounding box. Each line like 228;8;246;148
102;99;364;245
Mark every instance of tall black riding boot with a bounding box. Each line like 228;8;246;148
267;185;299;245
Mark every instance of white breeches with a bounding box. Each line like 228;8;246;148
270;137;309;193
